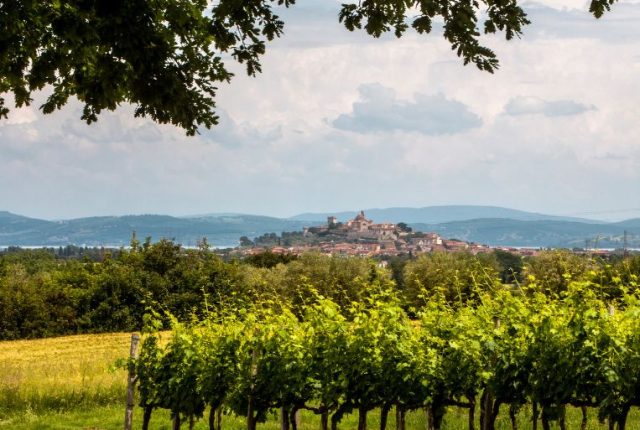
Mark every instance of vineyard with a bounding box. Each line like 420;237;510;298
2;247;640;429
133;280;640;430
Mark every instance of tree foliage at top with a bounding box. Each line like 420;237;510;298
0;0;290;135
0;0;617;135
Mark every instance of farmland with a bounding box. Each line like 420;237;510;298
0;333;130;417
2;329;640;429
2;247;640;429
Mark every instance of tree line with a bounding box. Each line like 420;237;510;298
0;236;638;340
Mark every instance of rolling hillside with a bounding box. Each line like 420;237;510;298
290;205;598;224
410;218;640;248
0;208;637;248
0;213;308;248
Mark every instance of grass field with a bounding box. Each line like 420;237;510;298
0;332;131;417
4;403;640;430
1;332;640;429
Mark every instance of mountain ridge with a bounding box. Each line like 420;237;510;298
0;208;638;248
410;217;640;248
289;205;602;224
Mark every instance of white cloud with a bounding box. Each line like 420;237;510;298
0;0;639;221
331;83;482;135
504;96;595;117
198;109;282;149
521;2;640;42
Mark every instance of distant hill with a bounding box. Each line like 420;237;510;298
0;209;637;249
614;218;640;230
410;218;640;248
0;211;53;229
0;212;308;248
0;211;55;244
290;205;599;224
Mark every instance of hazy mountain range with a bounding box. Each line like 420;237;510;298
0;206;638;249
290;206;598;224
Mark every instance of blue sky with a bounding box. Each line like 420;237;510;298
1;0;640;221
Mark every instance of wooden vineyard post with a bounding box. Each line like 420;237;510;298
248;346;259;430
482;317;501;430
492;316;501;330
294;409;301;429
605;295;615;430
395;407;405;430
124;333;141;430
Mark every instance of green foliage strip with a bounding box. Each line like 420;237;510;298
134;282;640;430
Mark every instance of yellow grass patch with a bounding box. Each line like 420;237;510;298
0;332;135;416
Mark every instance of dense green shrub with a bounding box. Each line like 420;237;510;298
1;241;639;341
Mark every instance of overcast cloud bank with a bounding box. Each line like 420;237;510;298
1;0;639;221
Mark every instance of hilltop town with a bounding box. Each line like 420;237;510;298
235;211;542;258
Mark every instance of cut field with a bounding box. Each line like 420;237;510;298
0;332;131;418
1;332;640;429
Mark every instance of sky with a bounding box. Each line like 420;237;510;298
1;0;640;221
